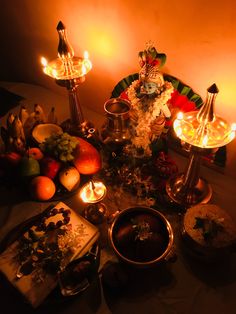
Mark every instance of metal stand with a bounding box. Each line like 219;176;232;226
166;146;212;207
42;21;93;137
56;78;93;136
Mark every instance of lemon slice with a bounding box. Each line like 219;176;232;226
32;123;63;143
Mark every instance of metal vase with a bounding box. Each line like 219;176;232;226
101;98;131;144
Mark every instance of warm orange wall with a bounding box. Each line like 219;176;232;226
0;0;236;175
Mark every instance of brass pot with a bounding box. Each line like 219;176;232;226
101;98;131;144
109;206;174;268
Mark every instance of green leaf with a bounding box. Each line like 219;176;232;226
181;86;192;96
157;53;166;68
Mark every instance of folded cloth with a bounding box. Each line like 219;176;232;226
0;87;24;117
0;202;99;308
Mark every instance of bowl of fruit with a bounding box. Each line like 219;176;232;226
0;124;102;202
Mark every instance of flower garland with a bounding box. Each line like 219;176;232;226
127;79;174;156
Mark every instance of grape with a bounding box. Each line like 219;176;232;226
39;132;79;162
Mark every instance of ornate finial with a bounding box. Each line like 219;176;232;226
57;21;65;31
197;83;219;124
207;83;219;94
56;21;74;61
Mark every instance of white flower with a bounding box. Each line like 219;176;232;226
126;79;173;156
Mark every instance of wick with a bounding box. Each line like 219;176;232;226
90;180;100;200
91;179;96;191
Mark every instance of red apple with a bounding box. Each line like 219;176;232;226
73;137;101;175
40;157;62;180
0;152;22;177
2;151;22;166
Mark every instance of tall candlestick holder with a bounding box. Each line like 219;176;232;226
80;180;107;224
166;83;236;208
41;21;93;136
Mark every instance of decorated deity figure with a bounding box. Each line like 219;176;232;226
126;43;174;157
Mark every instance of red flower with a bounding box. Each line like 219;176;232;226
120;91;129;100
151;59;160;67
168;90;196;112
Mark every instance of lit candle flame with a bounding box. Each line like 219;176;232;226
81;64;87;76
52;69;58;78
176;127;182;138
229;131;235;141
231;123;236;131
173;119;183;137
177;112;184;120
202;135;208;147
80;181;106;203
41;57;48;67
84;51;89;59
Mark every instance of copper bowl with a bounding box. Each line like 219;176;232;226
109;206;174;268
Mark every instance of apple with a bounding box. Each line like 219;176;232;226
27;147;44;160
0;152;22;179
0;152;22;168
59;166;80;191
40;157;62;180
19;156;40;178
4;151;22;165
73;137;101;175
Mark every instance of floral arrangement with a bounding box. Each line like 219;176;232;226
125;44;174;157
127;79;173;156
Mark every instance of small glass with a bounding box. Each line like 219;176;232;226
58;243;100;297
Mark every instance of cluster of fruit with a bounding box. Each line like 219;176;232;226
39;132;78;163
0;135;102;201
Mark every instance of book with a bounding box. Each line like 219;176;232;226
0;201;99;308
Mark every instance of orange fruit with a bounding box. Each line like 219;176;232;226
30;176;56;201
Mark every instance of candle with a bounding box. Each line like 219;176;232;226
80;180;107;224
80;180;106;204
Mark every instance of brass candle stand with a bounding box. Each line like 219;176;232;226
41;21;93;136
166;145;214;206
80;180;107;224
166;83;235;208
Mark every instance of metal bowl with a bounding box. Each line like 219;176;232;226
109;206;174;268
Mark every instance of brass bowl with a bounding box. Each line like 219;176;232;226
181;204;236;263
109;206;174;268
